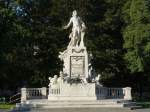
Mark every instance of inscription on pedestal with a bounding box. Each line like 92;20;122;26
70;56;85;78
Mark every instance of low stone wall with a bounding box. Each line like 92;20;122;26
21;87;47;102
21;85;132;102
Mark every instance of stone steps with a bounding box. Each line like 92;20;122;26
27;99;122;105
36;102;136;108
15;99;135;110
37;104;125;108
26;99;129;103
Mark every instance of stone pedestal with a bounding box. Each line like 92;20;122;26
49;44;98;101
123;87;132;100
41;87;47;99
59;46;89;80
21;88;27;102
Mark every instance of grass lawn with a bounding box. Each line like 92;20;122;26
0;103;15;110
137;102;150;108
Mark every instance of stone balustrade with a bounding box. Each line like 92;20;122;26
21;87;47;102
96;87;124;99
49;88;60;95
21;86;132;102
107;88;124;98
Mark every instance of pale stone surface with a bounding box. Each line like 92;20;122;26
64;10;86;47
41;87;47;99
60;10;95;82
59;46;90;81
95;74;101;84
21;88;27;102
16;99;136;110
48;83;96;100
123;87;132;100
57;71;64;84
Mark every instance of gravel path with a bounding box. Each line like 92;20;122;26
0;109;9;112
7;108;150;112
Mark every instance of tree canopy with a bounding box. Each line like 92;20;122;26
0;0;150;99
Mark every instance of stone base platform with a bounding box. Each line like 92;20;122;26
16;99;136;110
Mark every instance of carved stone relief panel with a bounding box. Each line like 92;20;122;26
70;56;85;78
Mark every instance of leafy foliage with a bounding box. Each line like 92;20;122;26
122;0;150;73
0;0;150;98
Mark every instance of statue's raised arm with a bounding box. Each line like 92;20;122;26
63;10;86;47
63;18;73;29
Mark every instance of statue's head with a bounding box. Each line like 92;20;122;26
72;10;77;16
54;75;58;79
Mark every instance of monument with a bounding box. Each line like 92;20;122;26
18;10;133;110
48;10;98;100
47;10;131;102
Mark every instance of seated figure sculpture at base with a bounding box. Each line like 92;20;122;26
49;75;58;89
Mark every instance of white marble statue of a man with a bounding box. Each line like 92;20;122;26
64;10;86;47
